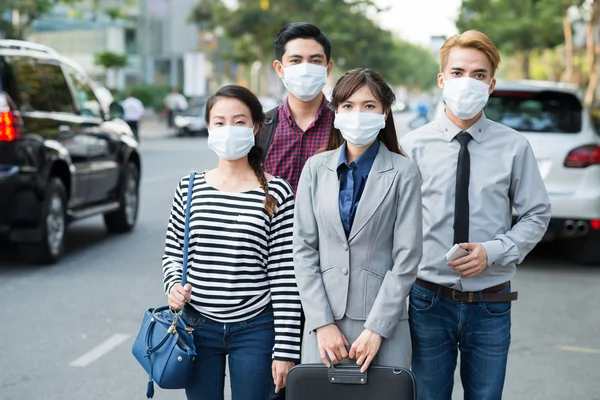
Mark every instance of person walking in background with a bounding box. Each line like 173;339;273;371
400;30;551;400
294;68;422;372
258;22;334;195
164;88;188;128
121;92;145;141
163;85;301;399
408;99;430;129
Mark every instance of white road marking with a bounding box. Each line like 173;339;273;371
557;345;600;355
69;333;131;367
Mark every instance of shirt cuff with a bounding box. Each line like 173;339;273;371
482;239;504;267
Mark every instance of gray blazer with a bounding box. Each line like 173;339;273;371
293;143;423;338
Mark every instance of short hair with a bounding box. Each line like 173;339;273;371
439;30;501;76
274;22;332;62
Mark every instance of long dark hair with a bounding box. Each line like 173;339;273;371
205;85;277;216
324;68;405;156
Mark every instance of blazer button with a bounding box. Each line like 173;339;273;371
342;244;348;251
342;268;348;275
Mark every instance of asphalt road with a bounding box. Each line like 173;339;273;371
0;113;599;400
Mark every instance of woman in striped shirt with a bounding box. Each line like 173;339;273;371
162;85;301;400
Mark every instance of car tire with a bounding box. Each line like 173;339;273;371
104;162;140;233
570;231;600;265
18;178;67;265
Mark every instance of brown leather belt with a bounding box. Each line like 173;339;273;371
415;278;518;303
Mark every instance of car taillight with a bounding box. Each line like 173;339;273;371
564;145;600;168
0;111;16;141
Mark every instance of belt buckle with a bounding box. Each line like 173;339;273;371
452;290;474;302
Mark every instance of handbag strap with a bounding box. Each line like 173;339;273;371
181;171;195;287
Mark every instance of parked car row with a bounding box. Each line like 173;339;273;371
0;39;141;264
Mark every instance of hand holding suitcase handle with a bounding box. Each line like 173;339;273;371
349;329;383;373
316;324;350;366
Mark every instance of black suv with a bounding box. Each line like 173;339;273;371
0;40;141;264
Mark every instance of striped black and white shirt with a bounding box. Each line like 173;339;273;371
162;171;301;361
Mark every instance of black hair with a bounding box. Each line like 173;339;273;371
274;22;332;62
204;85;276;215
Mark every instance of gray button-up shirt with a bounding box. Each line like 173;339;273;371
400;112;551;291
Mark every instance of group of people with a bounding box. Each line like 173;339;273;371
161;22;552;400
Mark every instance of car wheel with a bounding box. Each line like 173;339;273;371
18;178;67;264
104;162;140;233
570;231;600;265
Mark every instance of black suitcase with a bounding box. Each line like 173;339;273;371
286;363;416;399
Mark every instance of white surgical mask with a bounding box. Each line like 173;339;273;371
207;126;255;160
281;63;327;102
334;112;385;147
443;77;491;120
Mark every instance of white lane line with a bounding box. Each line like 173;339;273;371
69;333;131;367
557;345;600;355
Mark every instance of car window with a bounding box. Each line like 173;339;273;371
6;56;51;112
64;66;102;118
38;63;76;114
485;90;582;133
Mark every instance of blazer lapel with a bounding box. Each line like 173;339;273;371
348;144;395;242
322;147;348;244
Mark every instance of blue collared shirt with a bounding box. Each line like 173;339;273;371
337;140;380;237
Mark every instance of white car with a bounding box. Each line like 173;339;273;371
435;80;600;264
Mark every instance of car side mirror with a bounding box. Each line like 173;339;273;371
109;101;124;120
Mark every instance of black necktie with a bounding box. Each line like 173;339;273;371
453;132;473;244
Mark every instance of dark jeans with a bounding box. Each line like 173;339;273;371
409;282;512;400
182;306;276;400
126;120;139;141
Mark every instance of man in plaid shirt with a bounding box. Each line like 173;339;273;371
264;22;334;195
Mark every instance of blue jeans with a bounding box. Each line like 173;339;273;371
182;306;275;400
409;282;512;400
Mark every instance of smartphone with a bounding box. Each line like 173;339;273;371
445;244;470;262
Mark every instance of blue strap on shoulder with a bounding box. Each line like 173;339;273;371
181;172;195;286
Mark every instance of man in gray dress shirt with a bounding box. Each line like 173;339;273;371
400;30;551;400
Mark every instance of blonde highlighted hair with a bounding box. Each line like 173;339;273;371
439;30;501;76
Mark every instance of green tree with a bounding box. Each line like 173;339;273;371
456;0;570;79
189;0;438;88
94;51;128;89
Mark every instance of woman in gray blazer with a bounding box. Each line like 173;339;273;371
294;68;423;372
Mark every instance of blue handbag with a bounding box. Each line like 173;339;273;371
132;172;197;398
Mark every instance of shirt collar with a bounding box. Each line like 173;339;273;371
337;140;380;179
436;109;489;143
282;95;330;126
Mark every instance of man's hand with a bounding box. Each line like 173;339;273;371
272;360;295;393
447;243;488;278
349;329;382;373
316;324;350;367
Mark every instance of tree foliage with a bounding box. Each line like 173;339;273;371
94;51;128;70
189;0;438;88
456;0;576;78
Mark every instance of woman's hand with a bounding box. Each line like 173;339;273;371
272;360;295;393
168;283;192;310
349;329;382;372
316;324;350;366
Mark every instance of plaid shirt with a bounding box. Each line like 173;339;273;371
264;97;333;194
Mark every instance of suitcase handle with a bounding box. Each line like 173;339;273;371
327;362;368;385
